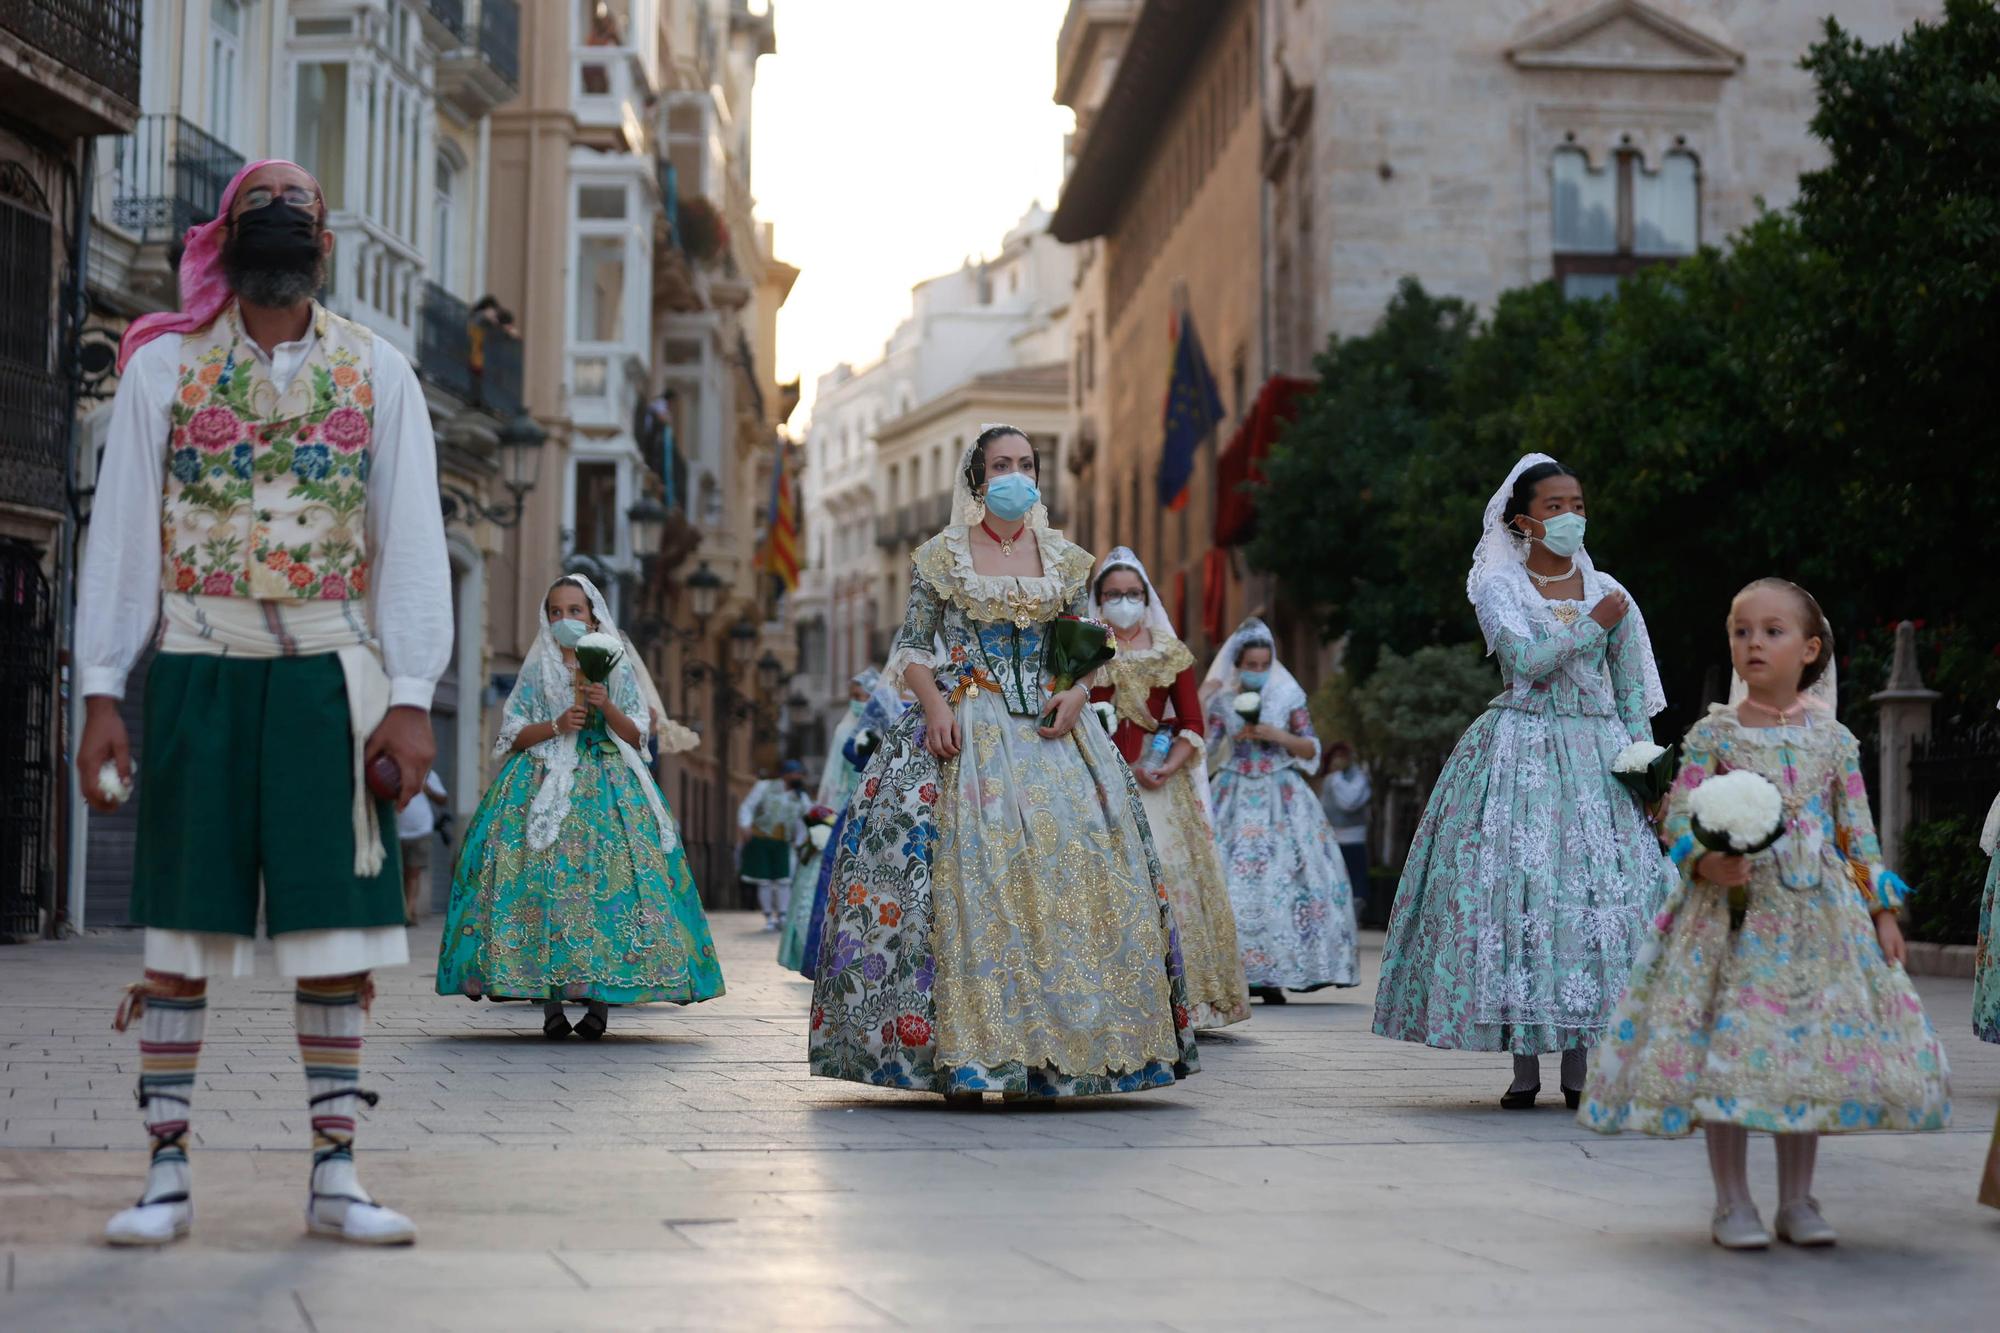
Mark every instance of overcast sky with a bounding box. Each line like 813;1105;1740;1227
751;0;1075;430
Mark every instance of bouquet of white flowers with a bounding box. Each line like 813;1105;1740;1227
1686;768;1786;929
1234;691;1262;725
97;761;134;806
1089;700;1118;733
1611;740;1677;808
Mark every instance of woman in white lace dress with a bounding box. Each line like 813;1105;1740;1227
1371;454;1674;1108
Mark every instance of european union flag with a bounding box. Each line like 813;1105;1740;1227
1157;312;1225;510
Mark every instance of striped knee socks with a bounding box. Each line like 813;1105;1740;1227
133;977;206;1203
295;976;375;1171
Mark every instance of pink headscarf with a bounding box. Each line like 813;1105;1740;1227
116;159;320;373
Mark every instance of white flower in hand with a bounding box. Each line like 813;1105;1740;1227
1234;691;1262;716
97;761;133;806
1612;741;1666;774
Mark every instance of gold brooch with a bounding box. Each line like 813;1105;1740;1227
1551;603;1580;625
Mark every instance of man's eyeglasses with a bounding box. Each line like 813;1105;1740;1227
235;185;320;213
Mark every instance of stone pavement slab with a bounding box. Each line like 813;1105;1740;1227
1;914;1995;1331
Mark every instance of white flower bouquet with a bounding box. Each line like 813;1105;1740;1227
807;823;833;851
97;761;134;806
573;631;625;684
1686;768;1786;929
656;716;699;755
1089;700;1118;733
1234;691;1263;725
1611;740;1677;807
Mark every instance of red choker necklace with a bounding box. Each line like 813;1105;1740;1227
980;519;1026;556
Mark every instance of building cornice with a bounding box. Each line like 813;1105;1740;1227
1050;0;1233;244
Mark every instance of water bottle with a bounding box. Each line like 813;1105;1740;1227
1142;730;1174;776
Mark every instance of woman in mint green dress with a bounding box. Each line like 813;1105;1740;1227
437;575;724;1038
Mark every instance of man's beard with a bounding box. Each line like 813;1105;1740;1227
223;250;325;308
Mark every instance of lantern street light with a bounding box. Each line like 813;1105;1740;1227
440;412;547;528
626;496;666;578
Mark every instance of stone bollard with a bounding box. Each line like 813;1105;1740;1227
1869;621;1939;876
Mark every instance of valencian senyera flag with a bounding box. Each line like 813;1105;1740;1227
759;438;801;592
1157;308;1225;511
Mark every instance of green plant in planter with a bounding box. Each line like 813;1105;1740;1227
676;195;729;266
1902;815;1988;946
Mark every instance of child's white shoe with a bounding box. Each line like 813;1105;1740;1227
1711;1202;1771;1250
105;1197;192;1246
1774;1197;1837;1247
306;1156;416;1246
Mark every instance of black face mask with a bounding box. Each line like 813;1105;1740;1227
227;200;321;273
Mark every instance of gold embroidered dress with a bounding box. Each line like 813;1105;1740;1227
807;524;1198;1096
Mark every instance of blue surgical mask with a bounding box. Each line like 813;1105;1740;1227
848;700;866;718
982;473;1040;522
1239;670;1269;690
551;618;589;648
1537;512;1587;559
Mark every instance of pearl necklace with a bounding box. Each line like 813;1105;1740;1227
1526;558;1577;588
1740;696;1813;727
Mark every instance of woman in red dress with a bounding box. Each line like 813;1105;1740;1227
1089;547;1250;1030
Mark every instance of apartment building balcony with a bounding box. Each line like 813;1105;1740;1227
574;43;649;153
418;280;528;422
106;114;242;244
435;0;520;121
0;0;141;138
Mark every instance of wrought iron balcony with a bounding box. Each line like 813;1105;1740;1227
478;326;524;420
417;282;476;402
424;0;465;42
436;0;519;118
0;0;142;114
108;115;244;243
479;0;520;89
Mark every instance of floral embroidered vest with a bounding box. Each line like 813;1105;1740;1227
163;304;375;601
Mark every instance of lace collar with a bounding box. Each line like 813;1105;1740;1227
913;525;1093;627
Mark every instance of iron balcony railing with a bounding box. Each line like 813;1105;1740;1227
426;0;465;40
108;114;244;243
417;282;476;402
479;328;523;419
479;0;521;89
0;0;141;105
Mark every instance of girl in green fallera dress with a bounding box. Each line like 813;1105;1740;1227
436;575;724;1038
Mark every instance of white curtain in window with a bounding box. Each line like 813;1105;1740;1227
1633;152;1700;256
575;236;626;342
1551;147;1615;253
433;156;457;293
294;63;350;211
208;0;243;147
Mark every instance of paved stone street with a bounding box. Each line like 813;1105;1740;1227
2;914;1994;1331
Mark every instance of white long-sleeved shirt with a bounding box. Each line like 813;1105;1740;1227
738;779;807;841
1320;767;1372;844
77;323;454;710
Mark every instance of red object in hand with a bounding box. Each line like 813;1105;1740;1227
365;753;401;802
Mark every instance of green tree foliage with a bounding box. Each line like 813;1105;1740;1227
1249;3;2000;737
1309;642;1496;781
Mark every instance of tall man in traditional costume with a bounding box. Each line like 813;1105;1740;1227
77;160;452;1247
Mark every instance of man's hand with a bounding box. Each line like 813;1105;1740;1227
79;696;131;813
365;706;435;810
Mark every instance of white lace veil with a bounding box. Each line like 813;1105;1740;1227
1467;452;1600;653
1087;546;1178;641
1201;617;1308;719
949;425;1052;531
496;574;679;855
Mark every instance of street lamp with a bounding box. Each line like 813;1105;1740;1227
626;496;666;576
756;651;783;697
729;618;758;670
440;412;547;528
686;561;721;627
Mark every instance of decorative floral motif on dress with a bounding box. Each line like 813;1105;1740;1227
163;308;374;601
1578;708;1951;1136
1372;566;1675;1053
809;527;1198;1096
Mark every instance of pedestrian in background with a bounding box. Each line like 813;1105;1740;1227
397;769;448;926
1319;742;1371;923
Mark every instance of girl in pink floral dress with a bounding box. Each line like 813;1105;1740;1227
1579;579;1950;1251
